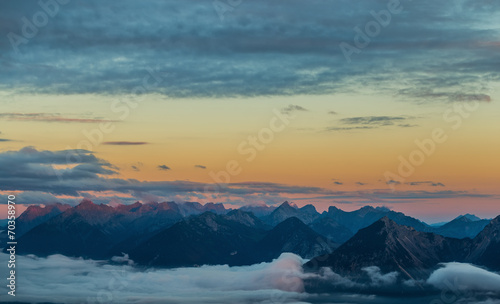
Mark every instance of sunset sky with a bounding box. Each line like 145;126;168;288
0;0;499;222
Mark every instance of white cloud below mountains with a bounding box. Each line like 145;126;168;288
2;252;500;304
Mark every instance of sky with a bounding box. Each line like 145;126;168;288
0;0;499;222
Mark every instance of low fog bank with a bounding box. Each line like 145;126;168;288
1;252;499;304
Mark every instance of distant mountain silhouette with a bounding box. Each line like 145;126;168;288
307;206;431;244
17;199;184;258
324;205;430;233
455;213;482;222
239;204;276;217
434;216;490;239
308;216;354;244
224;209;269;230
258;217;336;260
16;203;71;237
264;202;320;226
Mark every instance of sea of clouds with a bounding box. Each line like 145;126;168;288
1;252;500;304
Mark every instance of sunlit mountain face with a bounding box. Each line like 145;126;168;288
1;0;499;303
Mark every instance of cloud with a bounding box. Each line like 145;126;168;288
103;141;149;145
325;126;374;132
0;147;496;206
427;263;500;292
328;111;338;115
454;93;492;102
340;116;411;126
362;266;399;286
332;179;343;186
1;252;310;304
326;116;419;132
131;162;144;172
111;253;135;266
356;182;366;186
3;251;499;304
194;165;207;169
0;113;117;123
400;90;493;103
408;181;445;187
281;105;308;115
386;180;402;185
157;165;171;171
0;138;13;142
13;191;62;205
0;0;498;101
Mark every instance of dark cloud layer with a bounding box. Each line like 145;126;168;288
0;147;495;205
0;0;498;99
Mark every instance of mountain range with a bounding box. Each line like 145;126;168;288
4;199;498;276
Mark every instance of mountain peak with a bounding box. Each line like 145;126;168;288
281;201;291;207
279;201;298;209
300;204;317;213
76;199;96;208
360;205;375;210
373;216;404;232
455;214;481;222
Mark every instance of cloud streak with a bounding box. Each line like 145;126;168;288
103;141;149;146
0;113;117;123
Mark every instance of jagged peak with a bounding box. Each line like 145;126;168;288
75;199;112;212
360;205;375;210
77;198;95;207
327;206;341;213
375;206;391;212
455;213;481;222
278;201;298;209
371;216;408;232
300;204;317;213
